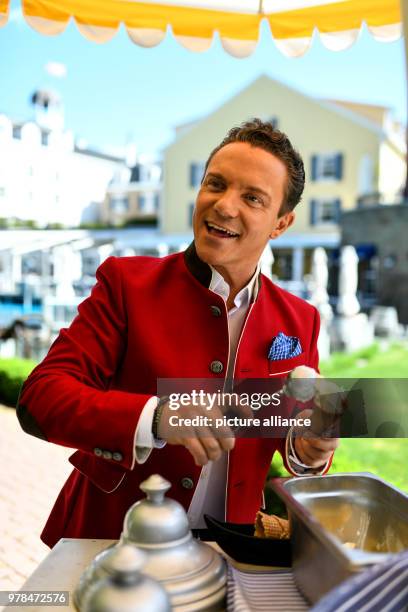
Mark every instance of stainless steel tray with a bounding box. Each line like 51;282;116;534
272;473;408;604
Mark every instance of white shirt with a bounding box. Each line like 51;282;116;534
186;265;259;528
133;265;329;527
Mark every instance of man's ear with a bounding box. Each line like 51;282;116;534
270;211;295;239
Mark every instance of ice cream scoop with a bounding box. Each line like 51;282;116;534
283;366;346;436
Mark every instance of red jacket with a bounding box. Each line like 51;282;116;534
17;244;323;547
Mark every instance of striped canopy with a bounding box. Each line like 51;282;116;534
0;0;402;57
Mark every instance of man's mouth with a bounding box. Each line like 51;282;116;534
205;221;240;238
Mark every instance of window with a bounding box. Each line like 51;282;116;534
139;193;156;213
130;164;141;182
139;194;146;212
0;186;5;197
110;196;129;213
310;199;341;225
12;125;22;140
383;254;397;269
189;162;205;188
311;153;343;181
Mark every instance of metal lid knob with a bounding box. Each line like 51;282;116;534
83;545;170;612
122;474;190;545
101;545;146;585
139;474;171;504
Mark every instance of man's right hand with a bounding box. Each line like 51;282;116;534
157;397;252;466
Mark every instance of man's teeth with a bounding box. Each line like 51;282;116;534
207;222;239;237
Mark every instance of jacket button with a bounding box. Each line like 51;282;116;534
210;360;223;374
102;450;113;460
210;305;222;317
181;477;194;490
112;452;123;462
94;447;103;457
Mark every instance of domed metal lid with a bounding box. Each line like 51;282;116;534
122;474;190;545
75;474;226;611
101;545;146;583
82;545;170;612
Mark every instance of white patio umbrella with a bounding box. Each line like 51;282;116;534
0;0;402;58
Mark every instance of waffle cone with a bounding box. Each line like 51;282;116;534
254;511;290;539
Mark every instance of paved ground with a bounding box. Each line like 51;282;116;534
0;405;71;591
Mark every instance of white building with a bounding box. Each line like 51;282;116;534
0;113;128;227
102;155;162;226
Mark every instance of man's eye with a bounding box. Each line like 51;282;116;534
206;179;223;190
245;194;263;206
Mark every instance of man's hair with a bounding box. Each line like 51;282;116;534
203;118;305;215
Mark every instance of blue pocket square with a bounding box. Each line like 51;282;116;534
268;332;302;360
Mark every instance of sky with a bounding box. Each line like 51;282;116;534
0;0;406;156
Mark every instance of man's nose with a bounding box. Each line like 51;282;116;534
213;190;239;218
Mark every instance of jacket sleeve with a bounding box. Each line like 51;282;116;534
309;306;321;373
16;256;153;471
280;305;334;476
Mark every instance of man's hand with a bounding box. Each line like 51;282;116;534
293;409;339;469
157;397;252;467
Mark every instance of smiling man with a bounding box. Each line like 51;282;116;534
194;139;294;308
17;119;338;546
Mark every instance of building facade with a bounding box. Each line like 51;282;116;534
341;204;408;324
162;76;405;290
0;114;127;228
101;158;162;226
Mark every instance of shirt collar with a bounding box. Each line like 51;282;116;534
209;262;261;309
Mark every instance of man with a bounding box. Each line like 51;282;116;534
17;119;338;548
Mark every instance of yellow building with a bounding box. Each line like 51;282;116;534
162;75;404;286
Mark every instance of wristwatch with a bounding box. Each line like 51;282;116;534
152;396;168;441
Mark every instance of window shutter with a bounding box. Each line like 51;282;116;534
335;154;343;180
310;199;318;225
130;164;140;182
311;155;318;181
334;198;342;222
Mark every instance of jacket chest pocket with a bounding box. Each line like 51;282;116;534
268;353;306;377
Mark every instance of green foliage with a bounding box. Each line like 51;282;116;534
79;217;158;229
320;342;408;378
78;222;114;229
0;217;39;229
330;438;408;492
265;342;408;513
266;438;408;515
45;222;64;230
122;216;158;227
0;358;36;407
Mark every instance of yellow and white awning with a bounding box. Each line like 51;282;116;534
0;0;402;57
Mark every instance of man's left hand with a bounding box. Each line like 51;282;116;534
293;409;339;469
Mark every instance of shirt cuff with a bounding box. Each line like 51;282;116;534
134;396;166;465
285;426;331;476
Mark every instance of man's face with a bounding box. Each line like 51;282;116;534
193;142;295;283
